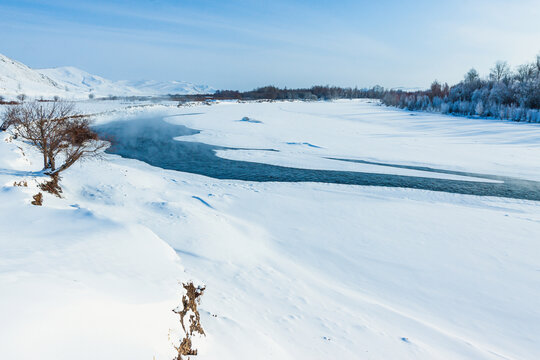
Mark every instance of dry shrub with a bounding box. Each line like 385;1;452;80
13;181;28;187
39;174;62;197
31;192;43;206
2;101;106;174
0;100;19;106
172;282;206;360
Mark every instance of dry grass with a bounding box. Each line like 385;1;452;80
39;174;62;197
172;282;206;360
31;192;43;206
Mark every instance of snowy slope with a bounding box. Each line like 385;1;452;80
38;66;140;97
118;79;215;95
39;68;216;97
0;131;185;360
0;53;66;98
0;53;213;99
39;68;215;97
1;100;539;360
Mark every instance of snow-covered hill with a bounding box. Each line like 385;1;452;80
0;53;213;99
118;79;215;96
0;53;67;98
38;66;139;97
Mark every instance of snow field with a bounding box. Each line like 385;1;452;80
1;99;539;359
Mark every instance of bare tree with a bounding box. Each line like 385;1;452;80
2;101;106;175
515;63;535;83
17;94;26;102
464;68;480;83
490;61;510;82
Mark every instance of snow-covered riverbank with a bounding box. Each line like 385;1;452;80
1;99;539;360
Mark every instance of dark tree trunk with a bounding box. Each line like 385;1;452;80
42;152;48;170
46;154;81;176
47;152;56;171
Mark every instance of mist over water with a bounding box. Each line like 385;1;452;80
95;117;540;201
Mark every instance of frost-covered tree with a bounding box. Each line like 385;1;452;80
490;61;511;83
475;101;484;116
380;54;540;123
465;68;480;83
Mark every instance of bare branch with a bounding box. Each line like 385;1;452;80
1;101;105;174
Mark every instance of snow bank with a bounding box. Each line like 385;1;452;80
0;133;184;360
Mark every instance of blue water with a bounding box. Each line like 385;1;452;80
95;117;540;201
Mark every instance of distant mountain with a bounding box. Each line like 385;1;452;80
38;67;138;97
0;53;66;98
118;80;215;96
0;53;214;99
390;86;426;92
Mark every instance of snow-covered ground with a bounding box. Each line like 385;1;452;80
1;99;539;360
164;100;540;181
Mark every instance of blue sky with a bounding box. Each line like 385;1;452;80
1;0;539;90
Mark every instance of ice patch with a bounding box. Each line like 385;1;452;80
238;116;263;123
285;142;322;148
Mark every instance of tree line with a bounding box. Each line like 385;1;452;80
177;54;540;123
211;85;385;101
170;85;385;103
381;55;540;123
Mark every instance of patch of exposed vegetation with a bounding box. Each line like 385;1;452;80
31;192;43;206
172;282;206;360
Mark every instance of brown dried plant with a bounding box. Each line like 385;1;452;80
172;282;206;360
31;192;43;206
39;174;63;197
